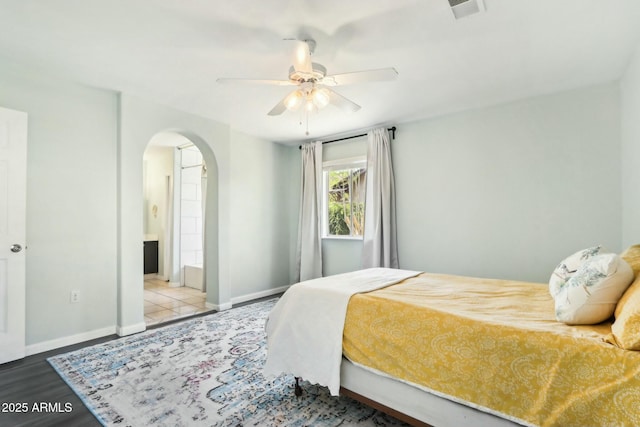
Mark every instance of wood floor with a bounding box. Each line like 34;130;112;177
0;312;220;426
0;297;278;426
0;335;116;427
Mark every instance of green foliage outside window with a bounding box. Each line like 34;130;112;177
327;168;366;236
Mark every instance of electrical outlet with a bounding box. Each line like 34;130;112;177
70;290;80;303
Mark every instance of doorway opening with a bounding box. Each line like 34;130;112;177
142;132;213;326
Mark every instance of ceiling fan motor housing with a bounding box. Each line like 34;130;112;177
288;63;327;83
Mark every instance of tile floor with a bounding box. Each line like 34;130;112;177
144;278;212;326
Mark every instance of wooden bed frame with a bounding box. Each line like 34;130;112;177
337;359;523;427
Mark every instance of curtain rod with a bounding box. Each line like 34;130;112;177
298;126;396;150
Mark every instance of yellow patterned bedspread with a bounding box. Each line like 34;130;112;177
342;273;640;427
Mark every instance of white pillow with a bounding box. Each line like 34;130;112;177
554;253;634;325
549;245;602;298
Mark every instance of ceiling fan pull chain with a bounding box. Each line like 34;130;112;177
305;110;310;136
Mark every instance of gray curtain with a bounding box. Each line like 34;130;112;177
296;141;323;281
362;128;399;268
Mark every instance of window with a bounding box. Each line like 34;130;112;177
323;157;366;238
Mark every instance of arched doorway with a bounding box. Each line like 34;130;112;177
116;95;229;337
142;132;216;325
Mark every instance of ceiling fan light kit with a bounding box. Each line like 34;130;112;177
284;90;303;111
282;83;330;113
312;88;330;109
218;38;398;136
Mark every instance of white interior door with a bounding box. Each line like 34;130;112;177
0;106;27;364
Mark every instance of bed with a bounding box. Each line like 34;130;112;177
264;245;640;427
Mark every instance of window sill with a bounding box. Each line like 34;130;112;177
322;235;363;241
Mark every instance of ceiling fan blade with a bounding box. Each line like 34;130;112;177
291;40;313;74
326;88;361;113
268;89;302;116
217;78;295;86
322;68;398;86
268;98;288;116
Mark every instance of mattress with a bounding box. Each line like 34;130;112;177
342;273;640;427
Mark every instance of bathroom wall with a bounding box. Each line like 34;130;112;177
142;145;174;279
180;146;205;272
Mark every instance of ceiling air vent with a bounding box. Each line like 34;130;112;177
448;0;485;19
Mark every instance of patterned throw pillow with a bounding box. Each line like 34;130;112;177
606;245;640;350
549;246;602;298
554;253;634;325
609;275;640;350
619;244;640;277
614;244;640;319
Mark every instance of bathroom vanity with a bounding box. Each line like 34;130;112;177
143;235;158;274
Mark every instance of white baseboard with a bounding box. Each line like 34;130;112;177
26;326;117;356
231;285;289;305
24;286;288;356
206;301;232;311
116;322;147;337
199;284;288;312
201;283;287;313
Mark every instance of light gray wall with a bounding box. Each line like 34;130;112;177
0;65;299;348
322;239;362;276
323;137;367;162
621;43;640;248
0;57;629;349
394;83;621;282
118;94;299;331
0;64;118;346
118;93;230;331
228;131;296;298
319;83;622;283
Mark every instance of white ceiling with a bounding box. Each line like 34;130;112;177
1;0;639;145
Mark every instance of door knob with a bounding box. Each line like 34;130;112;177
10;244;22;253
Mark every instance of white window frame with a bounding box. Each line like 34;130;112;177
322;156;367;240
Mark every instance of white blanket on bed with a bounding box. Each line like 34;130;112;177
263;267;421;396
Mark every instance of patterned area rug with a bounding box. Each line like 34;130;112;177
48;299;407;426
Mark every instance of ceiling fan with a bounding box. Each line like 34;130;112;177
217;39;398;118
